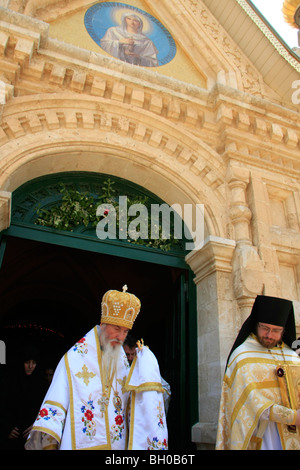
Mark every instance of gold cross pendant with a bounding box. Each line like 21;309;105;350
98;394;109;418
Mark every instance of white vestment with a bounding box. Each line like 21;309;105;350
125;344;168;450
25;326;168;450
100;26;158;67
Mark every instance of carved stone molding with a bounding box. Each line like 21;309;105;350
186;0;263;96
226;164;265;301
186;235;236;284
227;165;251;245
0;93;226;198
0;6;299;179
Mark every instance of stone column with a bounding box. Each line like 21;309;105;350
227;165;252;245
186;235;236;449
227;165;264;323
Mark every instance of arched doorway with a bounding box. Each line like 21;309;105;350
0;172;198;450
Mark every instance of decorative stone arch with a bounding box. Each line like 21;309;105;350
0;92;238;449
0;92;228;240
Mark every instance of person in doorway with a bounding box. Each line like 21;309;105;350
124;333;171;414
123;333;137;365
25;285;168;450
44;366;54;385
216;295;300;450
0;344;47;450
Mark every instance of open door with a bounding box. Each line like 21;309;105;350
0;172;198;450
0;234;7;272
166;270;198;450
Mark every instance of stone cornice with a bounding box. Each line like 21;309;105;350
240;0;300;71
0;7;300;178
2;6;300;120
186;235;236;284
7;0;265;97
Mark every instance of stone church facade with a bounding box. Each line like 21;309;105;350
0;0;299;449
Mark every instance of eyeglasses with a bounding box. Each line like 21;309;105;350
258;323;284;335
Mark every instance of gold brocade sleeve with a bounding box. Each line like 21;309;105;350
216;337;300;450
269;405;297;426
41;432;59;450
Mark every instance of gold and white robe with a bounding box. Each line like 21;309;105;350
25;326;168;450
26;326;130;450
125;345;168;450
216;335;300;450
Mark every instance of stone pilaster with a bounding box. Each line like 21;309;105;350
227;165;264;323
0;190;11;232
186;236;236;449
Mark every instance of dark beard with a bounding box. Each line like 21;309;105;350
256;328;283;349
257;335;279;349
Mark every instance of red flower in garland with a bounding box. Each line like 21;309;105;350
78;337;86;343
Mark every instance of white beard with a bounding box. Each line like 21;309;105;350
100;326;122;384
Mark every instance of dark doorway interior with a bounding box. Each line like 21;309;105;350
0;235;181;367
0;236;194;449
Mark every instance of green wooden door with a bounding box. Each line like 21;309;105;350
0;171;198;450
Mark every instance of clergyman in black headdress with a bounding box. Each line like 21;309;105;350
216;295;300;450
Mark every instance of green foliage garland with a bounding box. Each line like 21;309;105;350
35;179;182;252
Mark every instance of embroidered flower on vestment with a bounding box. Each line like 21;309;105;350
36;406;61;424
110;410;125;442
73;337;88;356
80;395;96;439
115;414;123;426
147;436;168;450
157;401;165;428
39;408;48;418
84;410;94;421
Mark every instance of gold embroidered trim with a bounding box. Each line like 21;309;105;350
231;382;276;427
124;382;165;393
124;355;164;393
44;400;67;415
31;426;61;445
64;353;76;450
127;391;136;450
93;326;112;449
